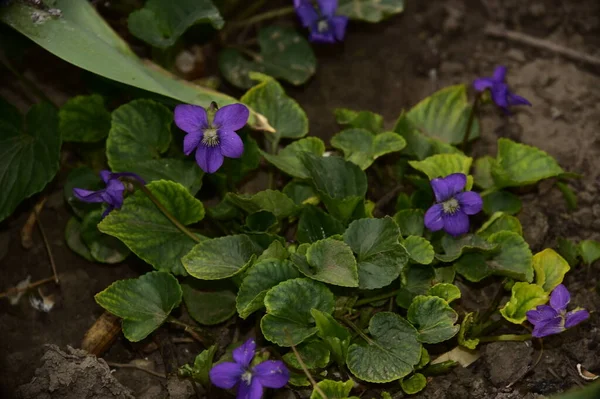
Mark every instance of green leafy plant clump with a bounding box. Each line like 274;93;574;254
0;1;596;398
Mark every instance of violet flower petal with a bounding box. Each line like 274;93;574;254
442;211;470;236
252;361;290;388
424;203;444;232
317;0;338;17
549;284;570;312
72;188;106;203
507;92;532;107
237;378;263;399
331;15;348;41
196;145;224;174
183;130;203;156
526;305;558;326
218;130;244;158
455;191;483;215
309;30;337;44
473;77;494;92
174;104;208;134
490;84;509;110
492;65;507;82
213;104;249;131
532;316;564;338
430;173;467;202
294;0;319;27
99;170;112;184
233;339;256;369
209;362;244;389
565;309;589;329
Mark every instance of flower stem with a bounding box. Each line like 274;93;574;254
134;182;201;244
478;333;532;343
226;6;296;30
461;92;482;151
285;330;329;399
354;289;400;307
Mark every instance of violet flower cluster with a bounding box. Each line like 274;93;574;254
473;65;531;113
424;173;483;236
73;170;144;217
294;0;348;44
526;284;589;338
174;102;249;174
209;339;289;399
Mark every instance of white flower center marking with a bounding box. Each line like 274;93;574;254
241;371;253;385
317;19;329;33
202;128;219;147
442;198;460;215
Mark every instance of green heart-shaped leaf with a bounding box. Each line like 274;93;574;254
331;128;406;170
59;94;111;142
128;0;223;48
310;379;358;399
334;108;383;132
407;295;459;344
297;206;345;244
533;248;570;293
482;190;522;215
292;238;359;287
81;209;131;264
393;113;462;160
400;373;427;395
225;189;298;219
347;312;421;382
477;212;523;238
182;282;236;325
409;153;473;181
311;308;351;367
95;271;182;341
404;235;434;265
500;282;548;324
427;283;461;303
394;209;425;237
99;180;205;275
396;265;435;308
435;234;497;263
578;240;600;265
262;137;325;179
64;167;102;218
65;217;93;262
284;340;331;370
261;278;334;346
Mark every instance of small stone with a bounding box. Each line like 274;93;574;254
484;342;533;386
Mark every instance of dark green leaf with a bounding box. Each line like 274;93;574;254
297;206;345;244
284;340;330;370
557;237;579;266
393;113;461;160
263;137;325;179
435;234;497;263
179;345;217;387
65;217;93;261
407;295;459;344
311;308;351;366
182;282;236;325
284;180;320;205
578;240;600;265
292;238;359;287
394;209;425;237
81;210;130;263
556;182;577;211
334;108;383;132
226;189;298;219
64;167;102;218
59;94;111;142
400;373;427;395
396;264;435;309
482;190;522;215
331;128;406;170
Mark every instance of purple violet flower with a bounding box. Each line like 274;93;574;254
73;170;145;218
526;284;590;338
424;173;483;236
174;102;248;174
294;0;348;44
473;65;531;113
209;339;289;399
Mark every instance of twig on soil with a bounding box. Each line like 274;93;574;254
106;361;166;379
21;197;47;249
167;317;214;346
484;25;600;68
35;207;60;284
0;276;56;299
285;330;328;399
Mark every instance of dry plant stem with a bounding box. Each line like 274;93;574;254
478;333;532;343
106;361;166;379
285;330;328;399
21;197;47;249
462;92;481;151
354;289;400;307
35;208;60;283
0;276;56;299
227;6;296;30
167;317;214;345
134;182;201;244
484;25;600;68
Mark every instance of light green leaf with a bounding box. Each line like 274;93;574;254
257;240;289;262
0;1;268;130
64;167;102;218
578;240;600;265
98;180;205;275
458;312;479;350
261;278;335;346
556;181;578;211
393;113;462;160
297;206;345;244
95;271;182;342
179;345;217;387
557;238;579;267
183;235;260;280
81;210;131;264
491;138;564;188
262;137;325;179
59;94;110;142
284;340;330;370
477;212;523;238
301;153;367;222
331;128;406;170
0;102;60;222
416;347;430;369
236;259;300;319
244;211;277;233
400;373;427;395
435;234;497;263
225;189;298;219
407;295;459;344
334;108;383;132
128;0;223;49
182;282;236;325
310;379;356;399
404;85;479;145
533;249;570;293
337;0;405;22
393;209;425;237
396;264;435;309
404;236;434;265
347;312;421;383
482;190;522;215
220;28;316;89
65;217;93;262
409;153;472;180
500;282;548;324
292;238;359;287
344;217;408;289
427;283;461;303
311;308;351;366
473;156;495;189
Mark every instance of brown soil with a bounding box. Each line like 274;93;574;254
1;0;600;398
